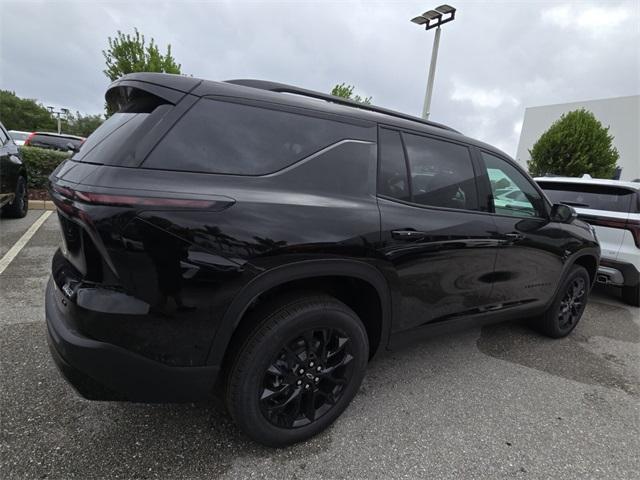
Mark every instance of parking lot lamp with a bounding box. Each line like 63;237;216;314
47;106;70;134
410;4;456;120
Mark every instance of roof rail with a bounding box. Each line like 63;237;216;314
225;79;460;134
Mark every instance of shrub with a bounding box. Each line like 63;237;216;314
528;109;619;179
20;146;71;189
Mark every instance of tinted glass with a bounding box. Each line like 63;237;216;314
378;128;410;201
143;99;358;175
0;128;8;145
403;133;478;210
29;135;81;151
481;152;545;218
538;182;635;213
74;113;149;164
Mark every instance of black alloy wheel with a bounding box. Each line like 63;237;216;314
535;265;590;338
260;328;355;428
226;295;368;447
557;276;586;331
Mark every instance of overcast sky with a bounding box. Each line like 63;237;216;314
1;0;638;155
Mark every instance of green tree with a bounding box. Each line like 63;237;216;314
0;90;56;131
102;28;181;82
330;83;372;104
62;112;104;137
528;109;619;179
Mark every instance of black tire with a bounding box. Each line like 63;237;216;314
621;284;640;307
226;294;369;447
2;176;28;218
535;265;590;338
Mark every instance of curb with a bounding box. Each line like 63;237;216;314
28;200;56;211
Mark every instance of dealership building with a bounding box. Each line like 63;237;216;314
515;95;640;181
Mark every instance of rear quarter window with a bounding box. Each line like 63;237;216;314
142;98;370;175
538;182;635;213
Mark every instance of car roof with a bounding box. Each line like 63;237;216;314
107;72;512;160
32;132;85;140
8;130;31;134
535;175;640;191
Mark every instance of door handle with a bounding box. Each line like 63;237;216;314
392;229;426;240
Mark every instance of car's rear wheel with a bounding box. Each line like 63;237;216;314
621;284;640;307
2;176;28;218
534;265;589;338
226;295;369;447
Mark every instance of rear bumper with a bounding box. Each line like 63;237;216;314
597;258;640;288
46;278;218;402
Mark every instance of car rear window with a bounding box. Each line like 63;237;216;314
538;182;635;213
29;134;82;151
142;98;367;175
9;131;29;141
73;112;150;164
72;88;172;166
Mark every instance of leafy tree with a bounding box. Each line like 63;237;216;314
102;28;181;82
0;90;56;131
330;83;372;104
528;109;619;179
61;112;104;137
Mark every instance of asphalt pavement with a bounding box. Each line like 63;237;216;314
1;212;638;479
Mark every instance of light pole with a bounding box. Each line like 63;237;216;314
47;106;70;134
411;4;456;120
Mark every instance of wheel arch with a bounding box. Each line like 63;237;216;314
570;250;599;286
206;259;392;368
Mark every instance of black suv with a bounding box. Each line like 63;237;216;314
46;73;599;446
0;121;28;218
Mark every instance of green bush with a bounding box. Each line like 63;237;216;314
528;109;619;179
20;146;71;189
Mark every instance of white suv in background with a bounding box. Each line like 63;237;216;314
536;176;640;306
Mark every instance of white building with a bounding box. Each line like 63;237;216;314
515;95;640;181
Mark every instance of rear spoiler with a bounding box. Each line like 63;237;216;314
106;74;202;110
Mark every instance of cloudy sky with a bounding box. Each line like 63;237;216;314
1;0;638;155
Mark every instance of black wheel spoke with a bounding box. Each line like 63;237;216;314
261;384;290;401
303;390;317;422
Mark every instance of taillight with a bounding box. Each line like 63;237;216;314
52;184;226;210
627;219;640;248
582;216;640;249
24;132;35;146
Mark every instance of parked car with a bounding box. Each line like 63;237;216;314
0;122;28;218
536;175;640;306
46;73;600;447
24;132;84;152
7;130;31;146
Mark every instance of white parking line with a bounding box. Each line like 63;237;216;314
0;211;53;275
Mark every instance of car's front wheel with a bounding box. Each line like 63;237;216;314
226;295;369;447
2;176;28;218
535;265;590;338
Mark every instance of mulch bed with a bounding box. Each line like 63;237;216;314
28;189;50;201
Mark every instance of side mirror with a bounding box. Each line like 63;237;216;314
550;203;577;223
66;142;79;153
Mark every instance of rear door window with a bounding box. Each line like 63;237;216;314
142;98;363;175
537;182;635;213
403;133;479;211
